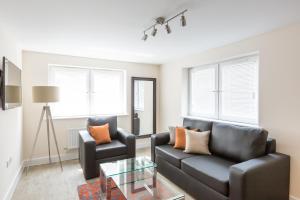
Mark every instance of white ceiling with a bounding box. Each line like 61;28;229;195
1;0;300;64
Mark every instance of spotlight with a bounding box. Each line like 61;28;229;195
141;9;187;40
165;23;171;34
142;32;148;41
151;27;157;37
181;15;186;27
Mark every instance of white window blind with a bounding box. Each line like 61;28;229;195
189;65;218;118
49;66;126;117
219;57;258;123
188;55;259;124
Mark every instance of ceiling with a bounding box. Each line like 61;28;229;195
1;0;300;64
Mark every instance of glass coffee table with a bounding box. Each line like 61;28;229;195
99;156;184;200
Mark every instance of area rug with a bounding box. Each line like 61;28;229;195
77;179;125;200
78;177;176;200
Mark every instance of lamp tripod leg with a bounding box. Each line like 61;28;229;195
26;106;46;175
46;108;51;164
47;107;63;171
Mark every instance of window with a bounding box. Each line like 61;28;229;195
188;55;258;124
189;65;218;118
49;65;126;117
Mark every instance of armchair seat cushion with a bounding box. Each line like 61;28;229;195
95;140;127;160
181;155;236;196
155;144;194;168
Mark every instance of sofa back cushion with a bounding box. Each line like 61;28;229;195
210;122;268;162
183;118;213;132
87;116;118;139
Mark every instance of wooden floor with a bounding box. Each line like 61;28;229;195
12;148;194;200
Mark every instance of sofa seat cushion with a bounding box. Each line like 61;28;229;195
155;145;194;168
95;140;127;160
181;155;236;196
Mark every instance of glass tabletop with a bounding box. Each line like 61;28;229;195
99;156;157;177
113;170;184;200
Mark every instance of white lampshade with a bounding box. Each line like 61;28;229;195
32;86;59;103
6;85;21;103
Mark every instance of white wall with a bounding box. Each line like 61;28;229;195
0;29;23;200
22;51;159;161
160;22;300;198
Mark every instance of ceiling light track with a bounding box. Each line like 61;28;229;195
142;9;187;41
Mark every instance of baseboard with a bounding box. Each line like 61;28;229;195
24;152;78;167
137;142;150;149
290;196;300;200
136;138;150;149
3;161;24;200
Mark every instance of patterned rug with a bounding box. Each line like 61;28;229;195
77;179;125;200
78;177;176;200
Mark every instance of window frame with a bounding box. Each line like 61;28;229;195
48;64;127;118
188;54;259;125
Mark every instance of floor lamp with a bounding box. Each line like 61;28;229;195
26;86;63;174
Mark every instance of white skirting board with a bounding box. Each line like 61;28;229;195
136;137;151;149
3;161;24;200
23;152;78;167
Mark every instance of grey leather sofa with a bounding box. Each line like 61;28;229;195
151;118;290;200
79;116;136;179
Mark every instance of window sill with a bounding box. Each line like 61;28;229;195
52;113;129;120
182;115;259;128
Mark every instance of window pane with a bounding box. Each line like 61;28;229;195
50;67;89;117
90;69;126;115
219;56;258;124
189;65;217;118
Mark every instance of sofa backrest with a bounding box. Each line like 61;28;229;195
183;118;213;132
87;116;118;139
210;122;268;162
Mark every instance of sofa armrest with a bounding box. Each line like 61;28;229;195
229;153;290;200
117;128;136;158
79;130;97;179
151;132;170;162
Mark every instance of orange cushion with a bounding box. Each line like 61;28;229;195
174;127;186;149
89;123;111;145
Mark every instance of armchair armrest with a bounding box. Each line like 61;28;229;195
229;153;290;200
117;128;136;158
151;132;170;162
79;130;97;179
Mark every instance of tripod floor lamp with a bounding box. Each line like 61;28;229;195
26;86;63;174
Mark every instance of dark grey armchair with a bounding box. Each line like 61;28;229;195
79;116;136;179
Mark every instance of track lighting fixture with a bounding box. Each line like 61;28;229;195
165;23;171;34
181;14;186;27
142;32;148;41
141;9;187;41
151;26;157;36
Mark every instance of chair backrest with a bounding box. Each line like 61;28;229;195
87;116;118;139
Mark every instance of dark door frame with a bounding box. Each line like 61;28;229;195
131;77;156;138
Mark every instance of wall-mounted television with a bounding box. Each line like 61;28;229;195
0;57;22;110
